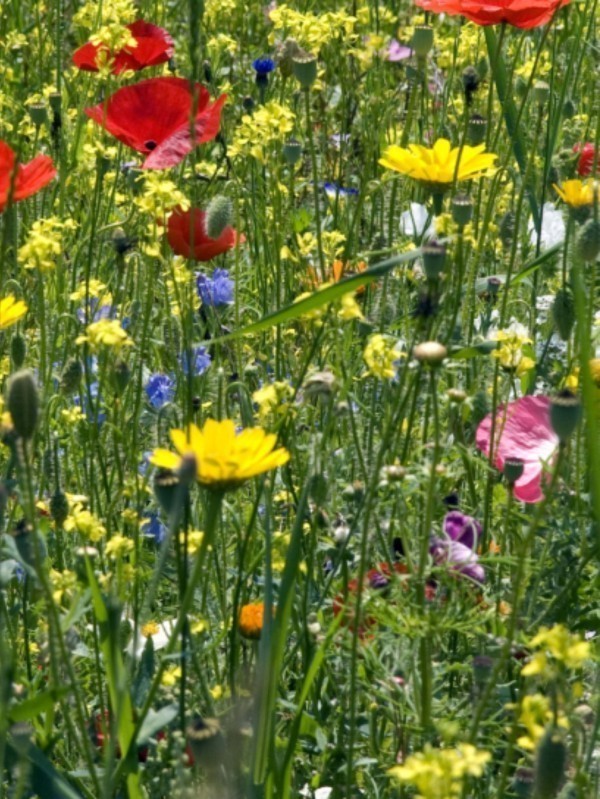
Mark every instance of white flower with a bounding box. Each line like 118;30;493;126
400;202;434;239
528;202;565;251
315;789;333;799
126;619;175;659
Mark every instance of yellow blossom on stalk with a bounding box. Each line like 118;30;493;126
161;665;182;686
517;694;569;750
76;319;133;352
105;534;134;559
553;179;598;208
150;418;290;491
185;530;205;555
70;279;112;304
61;407;85;424
252;381;294;424
363;334;404;379
73;0;137;69
0;296;27;330
380;139;497;191
18;217;77;272
338;292;364;321
229;102;295;162
50;569;78;604
269;5;357;51
490;323;535;375
134;173;190;218
64;506;106;542
521;624;591;678
388;744;490;799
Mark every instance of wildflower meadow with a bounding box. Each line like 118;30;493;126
0;0;600;797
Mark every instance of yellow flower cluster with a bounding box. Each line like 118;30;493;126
491;323;535;375
252;380;294;424
517;694;569;751
76;319;134;352
389;744;490;799
134;173;189;218
521;624;591;678
363;334;404;379
229;102;295;163
64;506;107;542
50;569;78;604
18;217;77;272
73;0;137;73
269;5;357;52
70;279;112;305
105;534;134;559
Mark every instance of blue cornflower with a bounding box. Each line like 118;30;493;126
141;512;167;545
196;268;234;307
252;57;276;76
323;182;359;202
76;301;114;325
180;346;211;376
145;374;176;409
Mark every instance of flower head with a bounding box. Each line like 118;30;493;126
196;268;234;307
85;77;226;170
239;602;269;639
380;139;496;191
363;334;405;379
553;179;598;208
416;0;568;28
0;140;56;213
252;57;276;76
145;374;175;409
73;19;174;74
167;206;243;261
76;319;134;352
180;346;211;376
476;396;559;503
150;418;290;491
574;143;598;177
430;511;485;584
0;295;27;330
389;743;491;798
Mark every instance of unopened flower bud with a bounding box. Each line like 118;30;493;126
60;358;83;394
550;389;581;443
292;54;318;88
552;289;575;341
205;195;233;239
462;66;480;104
111;228;133;256
413;341;447;366
577;219;600;262
534;727;566;799
303;370;337;399
411;25;434;58
10;333;26;368
7;370;38;440
50;489;69;528
382;464;406;482
422;240;447;280
447;388;467;403
533;81;550;105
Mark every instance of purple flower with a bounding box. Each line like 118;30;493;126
180;346;211;376
429;511;485;584
145;374;175;409
141;512;167;545
252;57;275;76
196;268;234;307
76;301;114;324
388;40;413;62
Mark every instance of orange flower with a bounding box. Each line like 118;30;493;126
239;602;270;639
416;0;568;28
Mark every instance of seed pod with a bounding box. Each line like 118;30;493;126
60;358;83;394
451;194;473;227
550;390;581;443
292;54;318;88
7;370;39;440
534;727;566;798
422;241;447;280
467;114;486;146
282;138;302;165
205;196;233;240
504;457;525;486
154;470;181;518
552;289;575;341
10;334;26;368
411;25;434;58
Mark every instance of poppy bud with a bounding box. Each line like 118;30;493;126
451;194;473;227
447;388;467;403
50;489;69;528
467;114;486;146
27;103;47;127
381;464;406;482
533;81;550;106
422;240;447;280
292;54;318;88
499;211;515;249
111;228;133;256
577;219;600;262
534;727;566;799
462;66;480;105
60;358;83;394
282;138;302;165
303;370;337;400
7;370;38;440
205;195;233;240
503;457;525;486
552;289;575;341
10;333;26;369
413;341;447;367
563;98;576;119
550;390;581;443
411;25;434;58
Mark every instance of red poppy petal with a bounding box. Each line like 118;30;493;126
14;155;57;202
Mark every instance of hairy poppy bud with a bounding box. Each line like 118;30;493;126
462;66;480;104
412;25;434;58
292;54;318;88
577;219;600;262
534;727;566;798
60;358;83;394
10;333;26;369
50;489;69;528
552;289;575;341
533;81;550;106
7;370;38;440
205;195;233;240
550;390;581;443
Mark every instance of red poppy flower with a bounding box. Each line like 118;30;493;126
85;77;226;169
73;20;174;74
0;140;56;213
415;0;568;28
166;206;244;261
574;143;599;177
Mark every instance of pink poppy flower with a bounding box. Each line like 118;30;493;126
476;396;559;503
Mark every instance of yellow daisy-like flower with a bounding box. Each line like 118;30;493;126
553;179;597;207
379;139;497;190
75;319;134;352
0;295;27;330
150;418;290;491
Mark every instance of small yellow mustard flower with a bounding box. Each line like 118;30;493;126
161;665;182;686
388;744;491;799
134;173;190;218
490;323;535;375
18;217;77;272
229;102;295;162
64;506;106;542
252;381;294;424
70;279;111;303
269;5;357;51
521;624;591;678
104;534;134;559
76;319;134;352
50;569;78;604
363;334;404;379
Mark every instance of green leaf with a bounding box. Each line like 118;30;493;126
450;341;498;359
511;242;564;285
9;689;68;723
6;738;83;799
137;704;178;745
209;249;422;345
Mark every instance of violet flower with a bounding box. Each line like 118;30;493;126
430;511;485;584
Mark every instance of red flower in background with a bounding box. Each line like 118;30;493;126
415;0;568;28
574;143;599;177
0;140;56;212
73;20;174;74
166;206;243;261
85;77;226;169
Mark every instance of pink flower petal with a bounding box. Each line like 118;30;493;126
476;396;559;503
